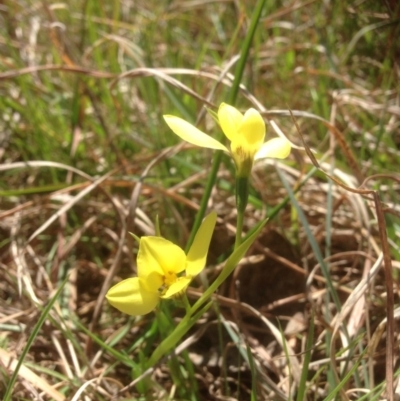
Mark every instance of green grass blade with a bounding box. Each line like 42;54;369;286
322;348;368;401
276;167;342;313
3;276;69;401
190;216;269;315
296;310;315;401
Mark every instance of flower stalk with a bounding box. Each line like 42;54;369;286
235;176;249;248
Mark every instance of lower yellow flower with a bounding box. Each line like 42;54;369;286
106;212;217;316
164;103;291;177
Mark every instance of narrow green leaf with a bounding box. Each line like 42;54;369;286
190;216;268;315
296;310;315;401
3;277;69;401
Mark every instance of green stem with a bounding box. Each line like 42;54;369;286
146;301;213;368
234;176;249;248
235;211;244;249
185;150;223;252
185;0;267;252
227;0;267;105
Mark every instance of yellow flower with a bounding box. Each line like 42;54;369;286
106;212;216;316
163;103;291;176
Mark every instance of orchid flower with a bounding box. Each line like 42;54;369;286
106;212;216;316
163;103;291;177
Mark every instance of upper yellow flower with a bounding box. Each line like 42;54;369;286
163;103;291;176
106;212;216;316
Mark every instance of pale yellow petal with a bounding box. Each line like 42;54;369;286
161;276;192;299
254;137;291;160
237;108;265;151
138;237;186;289
218;103;243;141
186;211;216;276
163;115;228;151
106;278;159;316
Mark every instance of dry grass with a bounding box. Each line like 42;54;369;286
0;1;400;400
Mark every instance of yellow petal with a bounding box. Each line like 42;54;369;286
218;103;243;141
163;115;228;151
161;276;192;299
138;237;186;288
254;137;291;160
237;108;265;151
106;278;159;316
186;211;216;276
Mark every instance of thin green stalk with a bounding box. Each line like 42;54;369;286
296;310;315;401
235;176;250;248
190;216;268;316
235;211;244;249
146;301;213;368
185;0;267;251
185;150;223;252
227;0;267;105
277;167;342;312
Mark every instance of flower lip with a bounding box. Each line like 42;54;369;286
105;277;159;316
